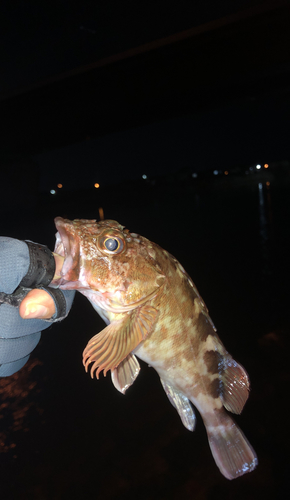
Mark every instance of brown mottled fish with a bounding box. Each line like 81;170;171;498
52;217;258;480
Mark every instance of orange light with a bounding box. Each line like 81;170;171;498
94;183;100;188
264;164;269;169
266;181;270;187
57;183;63;188
224;171;228;175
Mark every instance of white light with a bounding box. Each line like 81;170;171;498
142;174;147;179
213;170;218;175
50;189;56;194
192;173;198;178
256;164;261;170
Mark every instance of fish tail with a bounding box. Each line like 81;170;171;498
204;411;258;480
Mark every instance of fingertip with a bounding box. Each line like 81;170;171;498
21;304;50;319
19;289;56;319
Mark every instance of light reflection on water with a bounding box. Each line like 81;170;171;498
0;358;43;454
258;181;273;276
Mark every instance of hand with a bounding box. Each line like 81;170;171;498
19;253;64;319
0;238;74;376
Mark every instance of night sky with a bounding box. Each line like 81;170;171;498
1;1;290;192
1;1;260;93
34;95;290;191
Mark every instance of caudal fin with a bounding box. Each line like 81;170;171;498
205;412;258;480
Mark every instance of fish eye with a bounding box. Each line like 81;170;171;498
104;238;119;252
99;231;125;254
102;236;124;254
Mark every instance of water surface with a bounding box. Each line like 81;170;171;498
1;173;289;499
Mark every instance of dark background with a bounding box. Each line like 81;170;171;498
1;0;290;191
0;1;290;499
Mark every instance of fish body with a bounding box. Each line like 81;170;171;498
52;217;257;479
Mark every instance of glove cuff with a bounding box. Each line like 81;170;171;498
19;241;55;288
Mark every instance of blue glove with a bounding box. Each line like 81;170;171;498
0;237;75;376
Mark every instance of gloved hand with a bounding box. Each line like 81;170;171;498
0;237;75;376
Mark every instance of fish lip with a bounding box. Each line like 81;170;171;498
55;229;72;266
49;231;66;287
53;217;78;285
56;217;76;254
54;232;65;257
54;218;71;257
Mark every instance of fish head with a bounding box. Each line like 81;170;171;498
53;217;165;310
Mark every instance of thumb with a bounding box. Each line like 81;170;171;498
19;289;56;319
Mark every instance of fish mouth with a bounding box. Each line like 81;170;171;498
50;217;81;288
54;216;71;256
54;231;65;258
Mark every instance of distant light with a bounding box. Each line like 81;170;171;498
266;181;270;187
94;183;100;188
258;183;263;190
142;174;147;179
264;164;269;169
192;173;198;178
213;170;219;176
50;189;56;195
57;183;63;188
256;164;261;170
224;171;229;176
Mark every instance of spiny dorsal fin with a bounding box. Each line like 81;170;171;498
82;305;158;378
111;353;140;394
222;357;250;414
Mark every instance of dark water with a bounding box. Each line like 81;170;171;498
0;172;289;499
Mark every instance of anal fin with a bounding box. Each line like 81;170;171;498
160;378;196;431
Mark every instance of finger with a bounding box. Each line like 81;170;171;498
19;289;56;319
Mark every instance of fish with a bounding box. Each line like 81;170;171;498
52;216;258;480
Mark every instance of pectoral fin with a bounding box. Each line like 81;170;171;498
111;353;140;394
83;304;158;378
160;378;196;431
